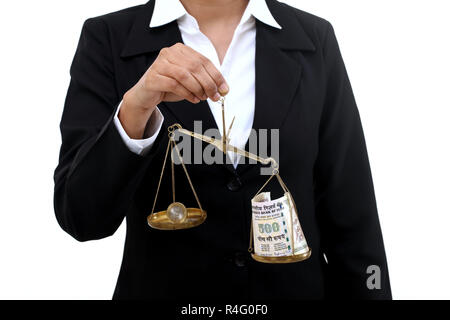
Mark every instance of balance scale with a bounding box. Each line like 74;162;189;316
147;97;311;264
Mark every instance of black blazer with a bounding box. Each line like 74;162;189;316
54;0;391;299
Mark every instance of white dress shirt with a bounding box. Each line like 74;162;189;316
114;0;281;167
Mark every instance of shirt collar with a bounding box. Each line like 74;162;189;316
149;0;282;29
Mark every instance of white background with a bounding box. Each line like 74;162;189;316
0;0;449;300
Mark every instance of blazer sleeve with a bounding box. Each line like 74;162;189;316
313;22;392;299
53;18;162;242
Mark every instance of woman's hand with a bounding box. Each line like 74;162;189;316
119;43;229;139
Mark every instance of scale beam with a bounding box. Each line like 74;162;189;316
171;124;278;171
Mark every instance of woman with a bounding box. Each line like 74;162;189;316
54;0;392;299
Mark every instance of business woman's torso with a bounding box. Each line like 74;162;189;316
54;0;391;300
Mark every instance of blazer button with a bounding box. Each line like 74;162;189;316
227;176;242;192
234;252;247;267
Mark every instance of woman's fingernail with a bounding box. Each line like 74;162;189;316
213;93;221;101
194;97;200;103
219;83;229;94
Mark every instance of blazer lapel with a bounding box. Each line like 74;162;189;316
121;0;178;58
236;0;316;175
